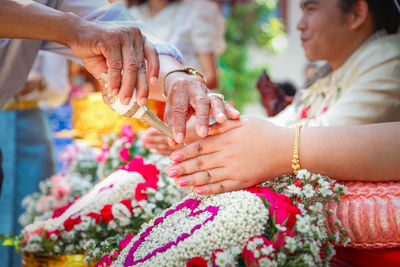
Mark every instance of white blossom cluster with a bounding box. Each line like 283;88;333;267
113;191;268;266
50;170;145;228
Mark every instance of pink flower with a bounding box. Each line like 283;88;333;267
95;249;119;267
118;233;135;252
96;147;109;163
119;148;131;162
50;175;71;201
120;124;136;143
35;195;56;213
187;256;208;267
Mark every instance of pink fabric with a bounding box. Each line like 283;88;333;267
325;181;400;249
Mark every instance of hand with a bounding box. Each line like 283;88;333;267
68;20;159;106
141;116;201;155
15;71;45;97
166;117;293;194
163;71;240;143
141;127;184;156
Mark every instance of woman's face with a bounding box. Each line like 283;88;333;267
296;0;353;63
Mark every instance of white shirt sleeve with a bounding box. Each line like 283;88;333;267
41;1;183;63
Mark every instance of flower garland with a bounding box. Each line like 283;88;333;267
103;170;348;266
17;156;186;258
112;191;268;266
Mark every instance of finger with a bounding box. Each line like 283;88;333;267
169;137;216;163
143;38;160;84
223;101;241;120
119;42;138;105
135;68;149;106
192;180;241;195
209;95;227;124
171;88;190;143
167;151;222;177
191;85;211;138
105;43;123;97
153;149;173;156
174;167;225;187
208;119;243;136
142;133;169;145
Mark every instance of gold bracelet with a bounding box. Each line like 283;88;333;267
291;123;302;175
161;66;206;99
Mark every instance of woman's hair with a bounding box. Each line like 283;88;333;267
339;0;400;34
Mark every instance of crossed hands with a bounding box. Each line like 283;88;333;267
67;20;239;143
165;117;293;195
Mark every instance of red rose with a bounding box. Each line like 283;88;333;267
187;256;208;267
120;199;133;215
64;216;82;232
100;204;114;223
87;212;101;224
45;230;61;240
135;183;148;201
52;198;77;219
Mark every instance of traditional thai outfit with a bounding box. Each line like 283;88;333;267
270;31;400;265
269;31;400;127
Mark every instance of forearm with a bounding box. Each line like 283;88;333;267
148;54;184;101
298;123;400;181
0;0;80;45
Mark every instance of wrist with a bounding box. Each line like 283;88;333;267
268;125;294;176
163;71;204;98
59;12;82;46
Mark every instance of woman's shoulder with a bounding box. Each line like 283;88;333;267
181;0;220;17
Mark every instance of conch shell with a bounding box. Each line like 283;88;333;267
101;72;174;139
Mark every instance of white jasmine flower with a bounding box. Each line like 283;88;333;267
275;224;287;232
284;237;297;253
287;184;302;197
296;217;311;234
302;184;315;198
296;169;310;180
246;241;257;252
258;257;271;266
303;254;314;265
261;244;274;256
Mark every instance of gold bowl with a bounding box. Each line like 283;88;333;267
56;92;165;146
22;252;95;267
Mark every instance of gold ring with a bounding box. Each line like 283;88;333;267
207;92;224;101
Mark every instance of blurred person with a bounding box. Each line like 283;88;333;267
0;51;70;267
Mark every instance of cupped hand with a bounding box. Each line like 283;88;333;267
166;117;293;195
163;72;240;144
141;127;183;156
68;20;159;107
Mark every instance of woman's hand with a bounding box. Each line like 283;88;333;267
166;117;293;195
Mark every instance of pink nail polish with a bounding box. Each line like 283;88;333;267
194;188;204;194
171;154;182;162
178;179;188;186
168;169;178;177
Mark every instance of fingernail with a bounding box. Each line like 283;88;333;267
171;154;182;162
112;89;118;96
123;97;131;105
194;188;204;195
176;133;184;143
178;179;188;186
150;77;157;85
199;126;208;137
139;98;147;106
217;113;226;121
168;169;178;177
